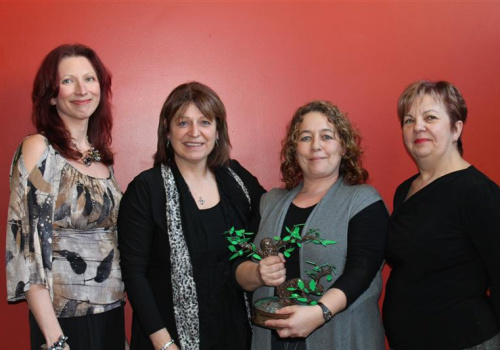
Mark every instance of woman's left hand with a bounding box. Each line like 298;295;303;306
264;304;324;338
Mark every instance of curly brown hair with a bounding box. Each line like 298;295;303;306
280;100;368;190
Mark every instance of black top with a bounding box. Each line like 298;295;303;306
282;201;388;304
118;160;265;350
272;203;315;349
197;203;228;261
383;166;500;350
272;200;388;349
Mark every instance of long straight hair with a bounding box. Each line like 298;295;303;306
32;44;114;164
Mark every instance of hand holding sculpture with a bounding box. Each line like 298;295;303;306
258;253;286;287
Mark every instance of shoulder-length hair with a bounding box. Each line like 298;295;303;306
154;82;231;169
397;80;467;156
32;43;114;164
280;100;368;190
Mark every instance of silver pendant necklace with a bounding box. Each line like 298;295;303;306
189;177;207;206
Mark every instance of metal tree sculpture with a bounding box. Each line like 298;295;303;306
226;224;336;306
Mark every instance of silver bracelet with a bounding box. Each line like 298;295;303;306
160;339;175;350
41;335;68;350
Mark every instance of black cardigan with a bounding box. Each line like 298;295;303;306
118;160;265;350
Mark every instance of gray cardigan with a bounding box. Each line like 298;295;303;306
252;178;385;350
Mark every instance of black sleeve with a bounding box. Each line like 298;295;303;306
464;177;500;325
117;173;167;336
228;159;266;220
330;200;389;307
227;160;266;289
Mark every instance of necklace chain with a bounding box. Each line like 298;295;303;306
188;175;208;206
71;138;102;167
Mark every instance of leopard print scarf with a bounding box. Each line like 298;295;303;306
161;164;251;349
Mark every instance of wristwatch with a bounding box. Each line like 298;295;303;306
317;301;333;322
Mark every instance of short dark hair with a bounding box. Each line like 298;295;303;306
397;80;467;155
280;100;368;190
154;82;231;169
32;44;114;164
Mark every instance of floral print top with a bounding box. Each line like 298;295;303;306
6;137;125;317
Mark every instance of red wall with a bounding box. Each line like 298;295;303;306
1;1;500;348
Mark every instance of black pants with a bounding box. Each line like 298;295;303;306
29;306;125;350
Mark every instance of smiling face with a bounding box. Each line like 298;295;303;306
50;56;100;124
169;103;218;167
295;112;345;183
402;94;463;164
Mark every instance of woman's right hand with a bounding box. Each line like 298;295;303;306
258;253;286;286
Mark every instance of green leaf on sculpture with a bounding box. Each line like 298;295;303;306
298;279;305;289
309;280;316;291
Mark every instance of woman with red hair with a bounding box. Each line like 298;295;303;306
6;44;125;350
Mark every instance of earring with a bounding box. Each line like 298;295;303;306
215;138;219;146
167;139;171;148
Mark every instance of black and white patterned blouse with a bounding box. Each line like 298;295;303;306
6;137;125;317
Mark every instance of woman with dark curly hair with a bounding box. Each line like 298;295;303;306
6;44;125;350
236;100;388;349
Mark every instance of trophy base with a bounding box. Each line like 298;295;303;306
252;296;290;329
